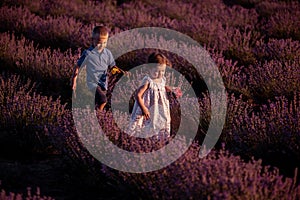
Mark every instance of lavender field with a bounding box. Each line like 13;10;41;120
0;0;300;199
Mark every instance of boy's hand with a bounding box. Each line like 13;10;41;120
70;77;77;98
71;77;77;90
111;66;122;74
111;66;131;76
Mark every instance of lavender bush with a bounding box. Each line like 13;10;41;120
257;1;300;41
64;107;300;199
0;182;54;200
0;6;91;50
100;142;300;199
0;73;67;154
0;1;262;51
0;32;77;98
254;38;300;62
247;60;300;100
225;93;300;162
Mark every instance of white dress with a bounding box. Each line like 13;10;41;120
127;76;171;138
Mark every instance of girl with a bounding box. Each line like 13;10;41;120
127;53;172;138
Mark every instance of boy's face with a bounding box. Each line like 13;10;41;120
93;33;108;53
150;64;166;79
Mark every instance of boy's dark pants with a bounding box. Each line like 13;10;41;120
95;86;107;108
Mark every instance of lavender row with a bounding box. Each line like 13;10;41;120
109;73;300;173
0;183;54;200
0;5;92;50
219;36;300;100
0;72;68;153
2;29;299;104
1;2;299;77
0;1;299;75
0;32;76;80
0;32;77;98
247;59;300;100
221;92;300;169
72;108;300;199
0;72;95;175
1;70;298;171
3;0;259;30
257;1;300;41
110;145;300;199
224;0;300;41
1;73;299;198
0;3;260;54
0;31;243;100
1;2;299;64
3;0;300;50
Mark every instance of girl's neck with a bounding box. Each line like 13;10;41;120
151;77;163;83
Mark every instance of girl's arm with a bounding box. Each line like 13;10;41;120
136;82;150;120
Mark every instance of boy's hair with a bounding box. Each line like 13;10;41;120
92;25;109;38
148;52;172;67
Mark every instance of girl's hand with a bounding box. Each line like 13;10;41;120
173;87;182;98
142;108;150;120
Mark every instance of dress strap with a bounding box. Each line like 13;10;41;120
141;76;153;88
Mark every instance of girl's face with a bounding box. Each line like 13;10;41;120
150;64;166;79
92;33;108;53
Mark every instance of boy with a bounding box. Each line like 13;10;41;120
71;25;123;111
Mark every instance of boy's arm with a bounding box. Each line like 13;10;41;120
107;51;129;75
71;49;88;90
109;65;128;75
136;82;150;119
71;64;80;90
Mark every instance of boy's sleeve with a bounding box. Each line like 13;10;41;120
108;51;116;68
77;50;88;67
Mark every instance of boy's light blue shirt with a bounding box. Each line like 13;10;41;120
77;46;116;91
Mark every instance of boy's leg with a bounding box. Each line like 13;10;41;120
95;86;107;111
98;102;106;111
